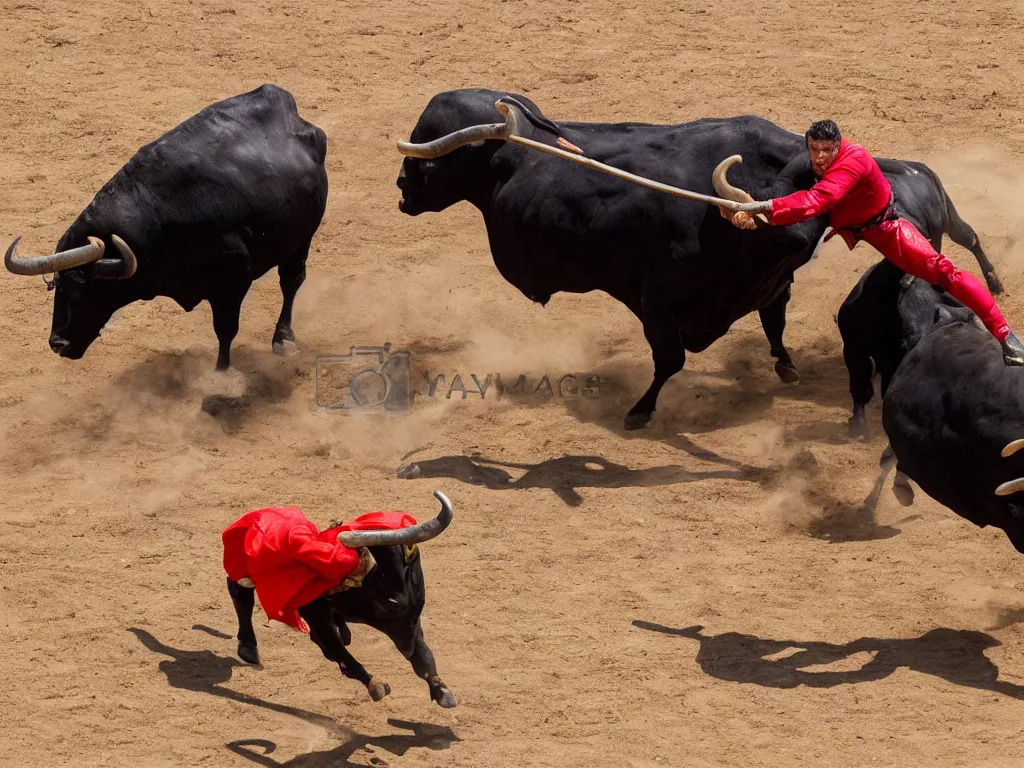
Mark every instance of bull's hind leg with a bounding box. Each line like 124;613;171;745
298;599;391;702
272;238;311;358
625;307;685;430
758;284;800;384
227;578;260;664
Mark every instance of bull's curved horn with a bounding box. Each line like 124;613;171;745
712;155;770;226
397;102;520;159
712;155;756;203
337;491;453;548
996;477;1024;496
93;234;138;280
1002;439;1024;458
4;235;105;276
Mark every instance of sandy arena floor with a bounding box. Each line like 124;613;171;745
3;1;1024;766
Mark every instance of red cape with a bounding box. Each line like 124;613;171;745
222;507;417;630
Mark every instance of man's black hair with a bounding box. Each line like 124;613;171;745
805;119;842;145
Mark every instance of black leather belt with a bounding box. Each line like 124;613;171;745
836;194;898;237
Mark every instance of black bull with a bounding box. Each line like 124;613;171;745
837;258;988;440
395;88;1002;431
4;83;329;371
226;492;458;708
851;289;1024;556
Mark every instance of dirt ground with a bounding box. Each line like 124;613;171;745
4;0;1024;765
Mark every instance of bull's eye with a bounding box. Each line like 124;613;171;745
403;543;418;562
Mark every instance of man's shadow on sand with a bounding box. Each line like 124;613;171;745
632;621;1024;698
128;627;459;766
397;451;759;507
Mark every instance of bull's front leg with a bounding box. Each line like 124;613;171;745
227;578;260;664
209;279;252;372
842;342;876;439
758;284;800;384
298;599;391;702
394;622;457;709
626;305;685;431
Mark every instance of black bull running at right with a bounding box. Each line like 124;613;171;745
840;259;1024;557
395;88;1002;430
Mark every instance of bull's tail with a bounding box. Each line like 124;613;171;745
932;171;983;255
922;165;1003;293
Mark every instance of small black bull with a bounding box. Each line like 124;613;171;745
837;258;987;439
856;300;1024;555
395;89;1002;430
226;491;457;708
4;83;328;370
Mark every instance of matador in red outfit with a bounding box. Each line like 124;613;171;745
726;119;1024;366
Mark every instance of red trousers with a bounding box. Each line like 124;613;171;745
859;219;1010;342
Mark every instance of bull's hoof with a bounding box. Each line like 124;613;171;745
986;272;1005;295
624;411;652;431
367;678;392;702
238;643;260;665
774;361;800;384
893;480;915;507
848;416;870;440
432;686;457;709
272;338;299;358
857;503;877;528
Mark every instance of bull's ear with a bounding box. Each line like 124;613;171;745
934;305;954;324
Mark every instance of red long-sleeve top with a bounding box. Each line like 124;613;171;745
770;138;893;249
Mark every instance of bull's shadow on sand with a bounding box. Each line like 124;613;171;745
396;451;760;507
225;720;459;768
127;627;341;732
109;348;304;432
128;627;459;767
632;621;1024;699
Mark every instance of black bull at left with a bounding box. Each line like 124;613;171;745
227;491;457;708
3;83;329;371
395;88;1001;431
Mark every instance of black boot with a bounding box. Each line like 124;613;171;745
1002;331;1024;366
